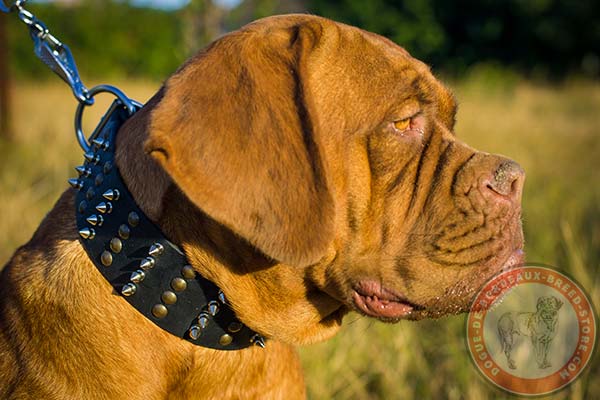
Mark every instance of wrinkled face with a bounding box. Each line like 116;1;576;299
305;23;525;323
150;15;525;345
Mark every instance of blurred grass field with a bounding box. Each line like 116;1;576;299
0;75;598;399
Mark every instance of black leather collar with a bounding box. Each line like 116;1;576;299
70;100;264;350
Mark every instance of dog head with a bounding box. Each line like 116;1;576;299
143;15;524;344
537;296;563;320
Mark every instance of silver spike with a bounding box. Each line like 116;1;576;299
92;138;109;150
78;227;95;240
140;257;155;270
148;243;164;257
189;325;201;340
130;270;146;283
251;334;266;348
218;291;227;304
68;178;83;190
121;283;137;297
84;152;100;164
102;189;120;201
86;214;103;226
197;312;209;329
207;301;219;316
95;202;112;214
75;165;92;177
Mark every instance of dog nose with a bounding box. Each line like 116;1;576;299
483;160;525;202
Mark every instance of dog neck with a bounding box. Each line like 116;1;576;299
75;99;265;349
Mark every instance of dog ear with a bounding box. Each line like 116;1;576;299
146;19;335;267
555;298;563;309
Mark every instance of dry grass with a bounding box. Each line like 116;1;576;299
0;80;158;257
0;78;598;399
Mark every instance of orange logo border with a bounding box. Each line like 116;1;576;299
466;265;597;396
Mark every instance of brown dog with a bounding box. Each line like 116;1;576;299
0;14;524;399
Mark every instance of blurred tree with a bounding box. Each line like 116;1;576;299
309;0;445;66
182;0;225;56
432;0;600;77
4;0;599;79
6;0;186;79
309;0;600;78
226;0;305;28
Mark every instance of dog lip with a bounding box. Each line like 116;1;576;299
353;280;405;301
352;280;421;320
352;291;416;319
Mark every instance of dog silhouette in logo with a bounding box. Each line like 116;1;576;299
497;296;563;369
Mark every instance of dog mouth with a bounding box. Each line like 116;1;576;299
352;280;423;321
350;248;524;322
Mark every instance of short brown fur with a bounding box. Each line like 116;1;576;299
0;15;524;399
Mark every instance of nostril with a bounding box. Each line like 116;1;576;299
510;177;520;195
485;161;525;199
487;178;514;197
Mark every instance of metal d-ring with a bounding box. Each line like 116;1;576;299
74;84;142;152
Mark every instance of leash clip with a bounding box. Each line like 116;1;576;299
31;26;92;105
3;0;92;104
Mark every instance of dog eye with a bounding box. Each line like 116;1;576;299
393;118;411;132
388;112;425;139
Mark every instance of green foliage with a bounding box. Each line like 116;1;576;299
311;0;444;64
309;0;600;78
5;0;600;80
6;0;186;79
